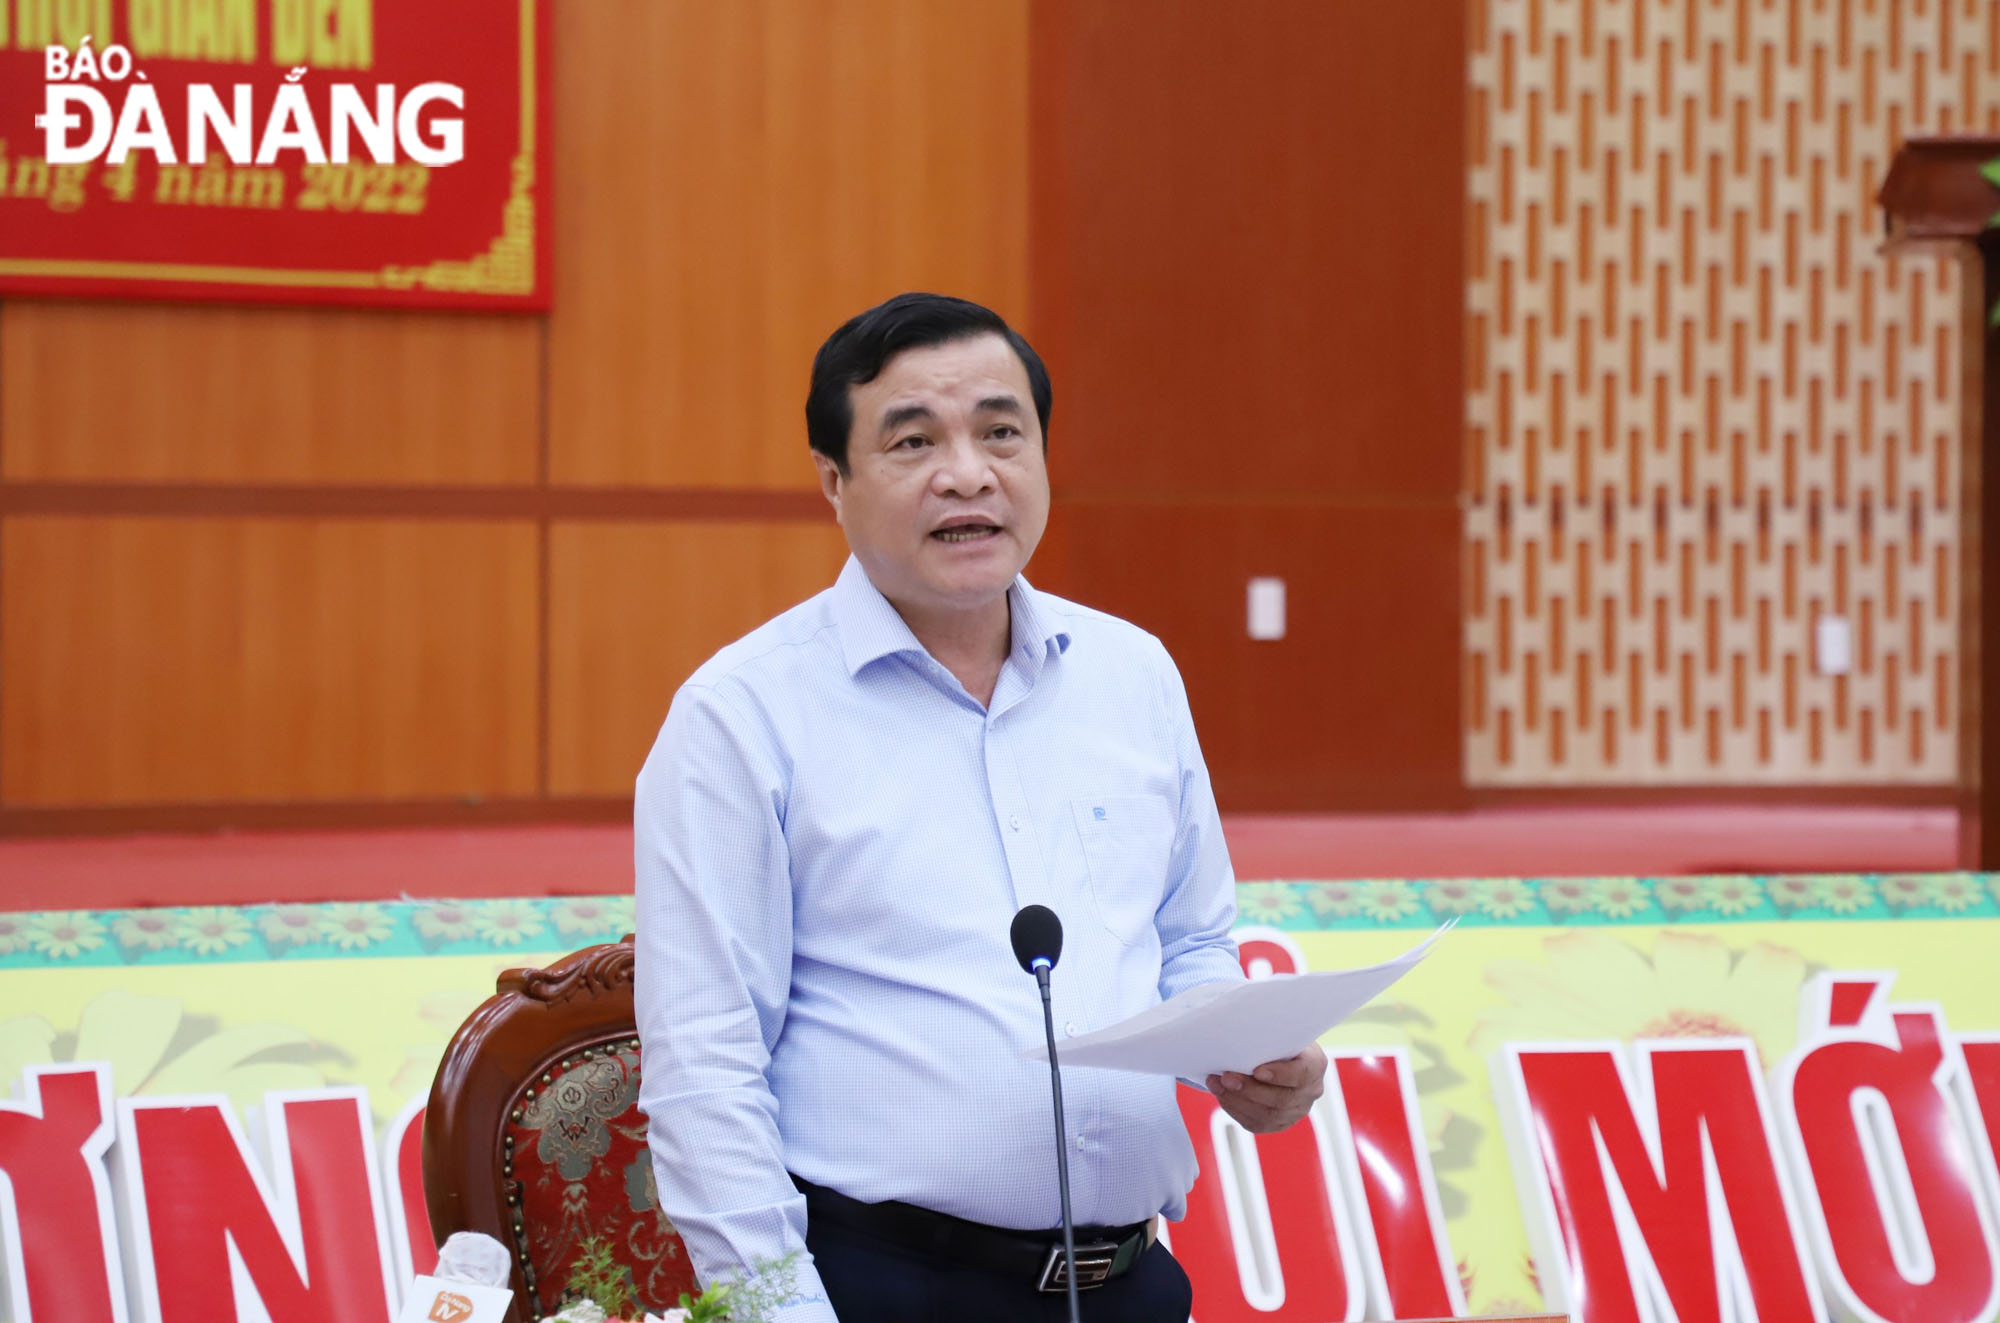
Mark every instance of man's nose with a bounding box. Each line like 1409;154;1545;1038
932;435;996;495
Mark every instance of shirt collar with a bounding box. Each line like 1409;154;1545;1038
831;555;1072;677
1005;572;1072;669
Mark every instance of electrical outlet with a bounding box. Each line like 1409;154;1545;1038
1247;577;1285;641
1816;614;1852;675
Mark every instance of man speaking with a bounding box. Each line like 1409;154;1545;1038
634;293;1327;1321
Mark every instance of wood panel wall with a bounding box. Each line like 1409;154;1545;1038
1028;1;1469;810
0;0;1470;830
1466;0;1995;787
0;0;1029;830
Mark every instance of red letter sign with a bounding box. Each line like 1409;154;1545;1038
1500;1039;1823;1323
0;1064;127;1323
1958;1034;2000;1230
1173;927;1466;1321
1776;975;2000;1323
1175;1088;1365;1322
119;1088;398;1323
1174;928;1364;1321
382;1094;438;1285
1327;1049;1466;1320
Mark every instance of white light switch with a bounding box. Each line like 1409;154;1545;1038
1816;614;1853;675
1247;577;1286;641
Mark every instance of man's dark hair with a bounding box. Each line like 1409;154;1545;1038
806;292;1052;473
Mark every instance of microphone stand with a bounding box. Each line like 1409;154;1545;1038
1032;957;1083;1323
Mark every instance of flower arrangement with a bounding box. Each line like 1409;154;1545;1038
543;1241;800;1323
662;1253;800;1323
555;1236;635;1320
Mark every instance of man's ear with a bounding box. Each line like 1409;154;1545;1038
812;451;845;521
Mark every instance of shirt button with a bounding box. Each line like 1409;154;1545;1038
1064;1021;1080;1037
1075;1134;1087;1150
1009;815;1022;831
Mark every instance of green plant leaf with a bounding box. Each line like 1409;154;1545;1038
566;1234;636;1319
1982;156;2000;189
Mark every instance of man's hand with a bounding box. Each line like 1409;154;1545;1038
1205;1043;1328;1133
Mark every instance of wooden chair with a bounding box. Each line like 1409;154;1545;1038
423;939;697;1323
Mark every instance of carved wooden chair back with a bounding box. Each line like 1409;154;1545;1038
423;939;697;1323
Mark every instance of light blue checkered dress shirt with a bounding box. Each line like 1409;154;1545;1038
634;557;1243;1322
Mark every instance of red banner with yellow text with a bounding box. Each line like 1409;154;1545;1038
0;0;549;309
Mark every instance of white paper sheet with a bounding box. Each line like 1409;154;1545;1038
1023;921;1454;1078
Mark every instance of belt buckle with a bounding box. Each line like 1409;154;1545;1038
1037;1241;1120;1293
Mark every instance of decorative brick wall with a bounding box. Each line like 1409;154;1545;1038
1465;0;1998;784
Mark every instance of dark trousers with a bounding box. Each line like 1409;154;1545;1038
806;1217;1194;1323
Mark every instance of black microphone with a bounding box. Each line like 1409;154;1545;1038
1010;903;1082;1323
1010;902;1063;976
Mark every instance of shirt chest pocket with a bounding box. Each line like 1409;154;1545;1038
1071;795;1176;947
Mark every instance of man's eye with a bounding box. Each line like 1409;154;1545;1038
895;434;930;450
991;425;1019;440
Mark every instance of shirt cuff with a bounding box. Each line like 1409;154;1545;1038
767;1295;840;1323
757;1258;837;1323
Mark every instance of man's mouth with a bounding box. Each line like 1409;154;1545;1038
932;524;1001;543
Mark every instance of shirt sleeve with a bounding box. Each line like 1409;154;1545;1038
1149;641;1246;1003
633;681;838;1323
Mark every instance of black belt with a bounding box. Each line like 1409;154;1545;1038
792;1174;1158;1293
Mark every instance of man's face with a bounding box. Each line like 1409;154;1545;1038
816;333;1050;620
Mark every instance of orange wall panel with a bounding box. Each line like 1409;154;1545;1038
0;301;541;485
546;0;1030;490
1028;0;1468;808
1034;500;1463;810
1031;0;1466;504
548;518;849;795
2;517;539;805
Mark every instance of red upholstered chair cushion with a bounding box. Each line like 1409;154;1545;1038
425;941;698;1323
503;1038;698;1319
